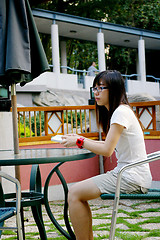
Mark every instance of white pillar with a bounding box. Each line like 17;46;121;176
60;41;67;74
138;37;146;82
97;30;106;72
51;23;60;74
136;52;141;80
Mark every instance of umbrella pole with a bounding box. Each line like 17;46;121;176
11;84;21;182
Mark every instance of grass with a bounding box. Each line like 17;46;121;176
1;199;160;239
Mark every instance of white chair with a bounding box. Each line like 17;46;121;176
101;151;160;240
0;171;23;239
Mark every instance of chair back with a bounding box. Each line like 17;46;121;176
0;182;4;207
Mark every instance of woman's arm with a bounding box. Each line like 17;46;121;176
62;123;124;157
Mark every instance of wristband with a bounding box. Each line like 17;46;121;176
76;137;85;149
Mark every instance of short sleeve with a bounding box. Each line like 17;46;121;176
110;105;131;129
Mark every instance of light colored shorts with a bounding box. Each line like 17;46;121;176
91;170;148;194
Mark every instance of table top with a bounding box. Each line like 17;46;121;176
0;148;95;166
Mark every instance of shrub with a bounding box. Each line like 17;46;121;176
19;122;34;138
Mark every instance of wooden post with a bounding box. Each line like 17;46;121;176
11;84;20;182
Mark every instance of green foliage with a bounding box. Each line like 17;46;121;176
116;233;143;240
107;0;160;31
31;112;45;136
107;46;137;75
34;0;118;20
19;122;34;138
67;40;98;72
20;112;44;137
39;33;52;66
64;111;85;127
19;111;86;138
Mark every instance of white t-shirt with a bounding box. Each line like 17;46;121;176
110;104;152;188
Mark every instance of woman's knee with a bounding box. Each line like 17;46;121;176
68;179;101;205
68;183;81;205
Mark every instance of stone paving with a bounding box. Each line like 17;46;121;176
1;198;160;239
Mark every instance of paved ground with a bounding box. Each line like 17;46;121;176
1;197;160;240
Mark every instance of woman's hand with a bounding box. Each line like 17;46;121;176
61;123;123;155
62;134;80;148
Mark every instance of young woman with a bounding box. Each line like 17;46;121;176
62;70;152;240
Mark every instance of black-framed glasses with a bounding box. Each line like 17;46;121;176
91;86;109;93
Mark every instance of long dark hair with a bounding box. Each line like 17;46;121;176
93;70;129;136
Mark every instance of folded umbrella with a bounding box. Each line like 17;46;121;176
0;0;49;180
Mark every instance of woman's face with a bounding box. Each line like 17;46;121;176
93;81;109;109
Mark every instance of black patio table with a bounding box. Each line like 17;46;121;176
0;148;95;239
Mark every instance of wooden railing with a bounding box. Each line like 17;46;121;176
131;101;160;137
16;105;98;143
16;101;160;144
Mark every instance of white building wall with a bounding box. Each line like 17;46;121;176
29;72;79;90
18;72;159;99
0;112;15;193
85;76;94;90
127;80;159;97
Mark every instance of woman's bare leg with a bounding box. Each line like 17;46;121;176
68;179;101;240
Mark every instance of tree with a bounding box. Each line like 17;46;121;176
106;0;160;74
107;0;160;31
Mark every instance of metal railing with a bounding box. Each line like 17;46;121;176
49;65;160;83
49;65;91;75
146;75;160;82
122;74;139;80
